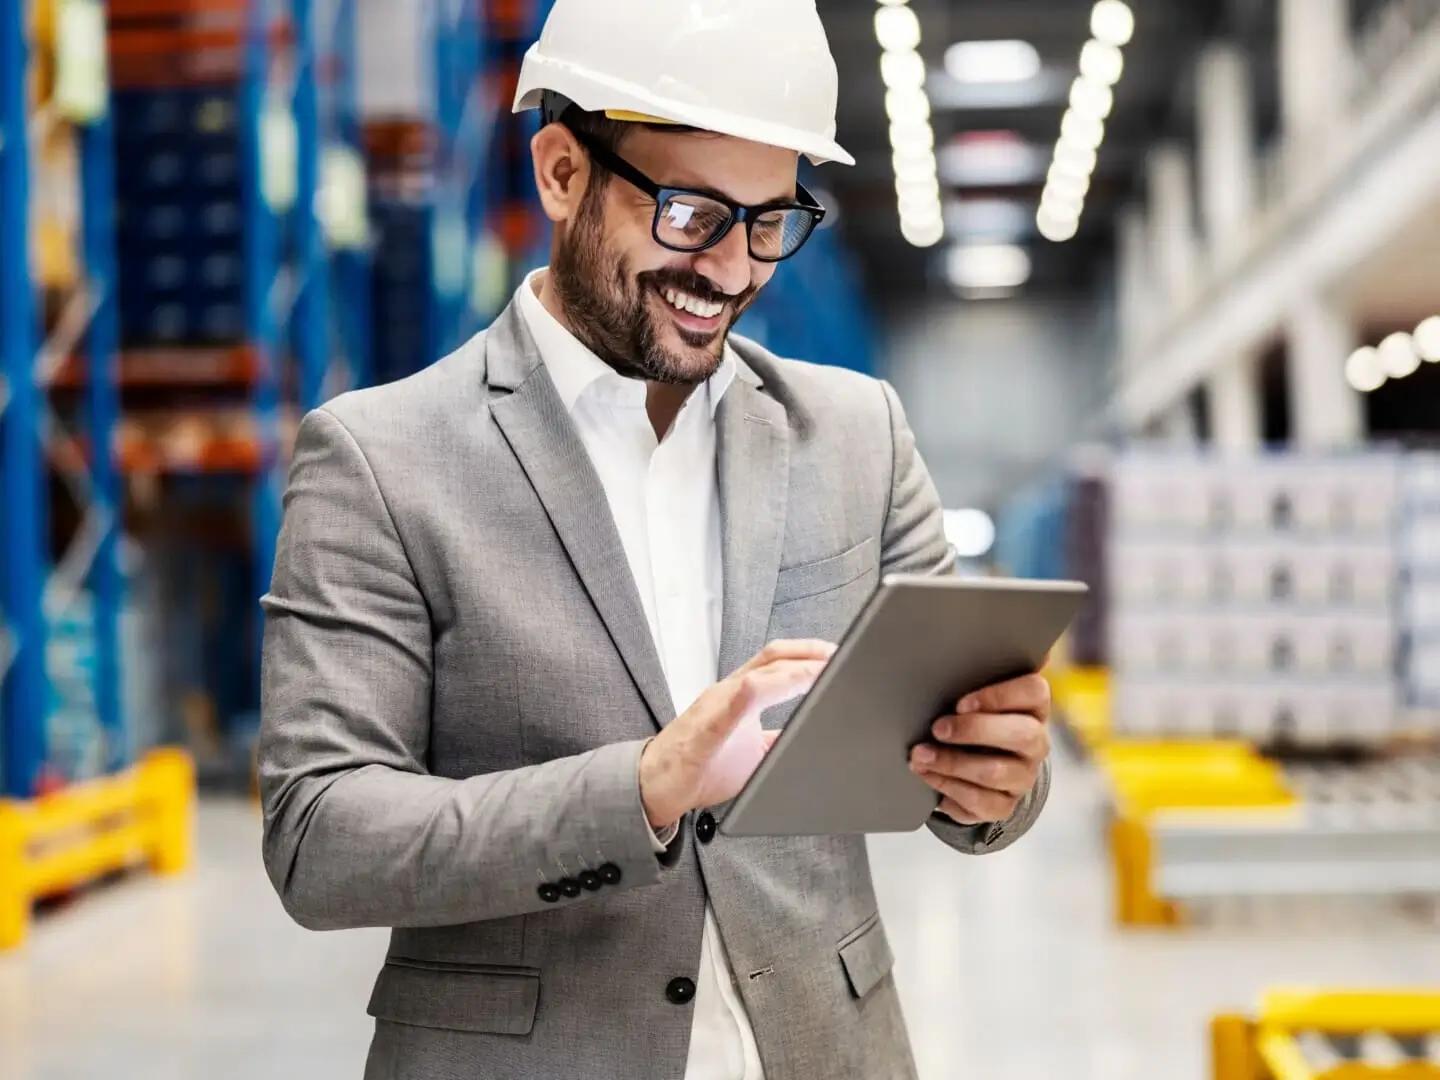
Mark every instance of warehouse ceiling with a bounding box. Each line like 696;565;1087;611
815;0;1287;301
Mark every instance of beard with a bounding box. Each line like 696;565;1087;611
548;184;758;385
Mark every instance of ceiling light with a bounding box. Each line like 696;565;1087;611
938;130;1046;185
897;176;941;203
889;121;935;154
1345;346;1387;392
1046;168;1090;200
1060;109;1105;151
943;40;1041;85
880;49;926;90
875;6;922;52
1090;1;1136;47
894;152;938;183
1036;207;1079;242
1068;76;1114;119
942;508;997;558
885;87;932;123
876;0;910;5
1415;315;1440;361
1053;141;1098;175
1377;331;1421;378
1079;40;1125;86
945;197;1032;237
901;216;945;248
1041;188;1084;220
946;243;1032;290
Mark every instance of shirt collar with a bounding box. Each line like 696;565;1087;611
516;268;737;419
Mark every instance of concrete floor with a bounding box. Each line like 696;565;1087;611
3;745;1437;1080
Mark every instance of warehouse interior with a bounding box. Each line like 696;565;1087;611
3;1;1440;1078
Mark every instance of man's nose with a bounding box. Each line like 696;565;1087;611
690;224;753;299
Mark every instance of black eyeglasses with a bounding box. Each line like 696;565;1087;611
568;127;826;263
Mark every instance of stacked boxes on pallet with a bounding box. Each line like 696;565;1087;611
1108;451;1402;747
1400;451;1440;719
109;0;255;349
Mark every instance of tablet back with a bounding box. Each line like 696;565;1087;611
721;574;1088;836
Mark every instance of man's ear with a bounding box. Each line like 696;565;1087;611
531;123;592;225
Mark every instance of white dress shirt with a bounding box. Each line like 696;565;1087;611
517;271;766;1079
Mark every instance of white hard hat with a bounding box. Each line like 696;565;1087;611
512;0;854;167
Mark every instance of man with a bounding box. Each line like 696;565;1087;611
258;2;1053;1077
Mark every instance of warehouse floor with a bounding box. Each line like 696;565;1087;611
3;745;1437;1080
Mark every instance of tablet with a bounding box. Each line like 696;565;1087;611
720;574;1089;837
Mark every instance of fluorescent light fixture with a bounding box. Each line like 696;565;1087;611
1036;206;1080;242
880;49;926;90
1041;189;1084;221
1046;168;1090;200
876;0;910;5
885;86;931;123
896;172;941;198
1377;331;1421;378
893;149;939;182
1053;140;1098;175
946;243;1032;290
875;6;922;52
889;122;936;155
1090;0;1135;47
943;508;997;557
1415;315;1440;361
1079;39;1124;86
938;131;1047;186
901;216;945;247
1345;346;1387;392
1068;76;1114;119
1060;109;1105;151
943;39;1041;84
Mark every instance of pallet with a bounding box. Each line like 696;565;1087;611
0;749;195;949
1213;990;1440;1079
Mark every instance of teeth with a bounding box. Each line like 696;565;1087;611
661;287;723;319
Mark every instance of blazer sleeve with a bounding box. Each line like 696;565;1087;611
877;380;1051;856
258;407;682;932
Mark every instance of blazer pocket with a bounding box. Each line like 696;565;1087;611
774;537;877;606
367;958;541;1035
837;912;894;1000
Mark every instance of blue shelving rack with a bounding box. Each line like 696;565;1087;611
1;0;126;796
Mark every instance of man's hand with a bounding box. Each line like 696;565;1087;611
639;639;835;831
908;669;1052;827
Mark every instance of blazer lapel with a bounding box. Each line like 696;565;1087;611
715;355;790;680
485;302;677;728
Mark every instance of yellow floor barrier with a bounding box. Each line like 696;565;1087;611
1095;739;1299;927
1213;990;1440;1079
0;748;195;950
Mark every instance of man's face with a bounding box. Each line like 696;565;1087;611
549;128;798;385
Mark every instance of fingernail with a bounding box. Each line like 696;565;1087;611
958;695;980;713
934;718;952;740
912;745;936;765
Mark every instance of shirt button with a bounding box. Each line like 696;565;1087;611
665;976;696;1005
695;811;717;844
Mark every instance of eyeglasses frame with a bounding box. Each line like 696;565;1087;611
564;125;827;264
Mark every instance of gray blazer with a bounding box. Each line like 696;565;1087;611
258;300;1049;1080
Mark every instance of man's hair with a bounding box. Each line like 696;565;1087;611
558;104;701;154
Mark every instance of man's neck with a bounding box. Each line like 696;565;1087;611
534;270;697;440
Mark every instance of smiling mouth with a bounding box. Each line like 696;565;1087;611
653;284;728;333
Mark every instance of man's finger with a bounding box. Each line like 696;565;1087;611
689;660;824;756
734;639;836;677
909;744;1034;797
917;772;1017;824
761;729;782;752
929;712;1049;761
955;672;1050;717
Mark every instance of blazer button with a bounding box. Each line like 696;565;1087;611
665;976;696;1005
559;877;582;898
579;869;602;891
599;863;622;885
537;883;560;904
695;811;717;844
